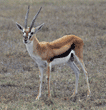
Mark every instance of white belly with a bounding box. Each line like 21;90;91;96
51;50;74;65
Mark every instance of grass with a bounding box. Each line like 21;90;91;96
0;0;106;109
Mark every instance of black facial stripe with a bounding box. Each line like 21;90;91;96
28;32;33;39
29;35;32;39
50;43;75;62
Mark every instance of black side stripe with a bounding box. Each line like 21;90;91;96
50;43;75;61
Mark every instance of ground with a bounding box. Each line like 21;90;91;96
0;0;106;109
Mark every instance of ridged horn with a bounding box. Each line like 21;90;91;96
30;7;42;30
24;5;30;29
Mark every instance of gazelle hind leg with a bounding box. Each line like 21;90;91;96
36;66;44;100
73;61;80;72
67;61;80;97
80;59;91;96
74;54;91;96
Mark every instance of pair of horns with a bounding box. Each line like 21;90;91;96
24;6;42;29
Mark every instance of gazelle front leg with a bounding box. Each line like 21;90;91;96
47;63;51;98
36;66;44;100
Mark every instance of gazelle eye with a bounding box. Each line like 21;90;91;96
31;32;33;35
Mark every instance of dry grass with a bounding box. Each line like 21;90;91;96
0;0;106;109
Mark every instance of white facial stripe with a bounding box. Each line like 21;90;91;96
28;33;31;36
28;33;31;39
23;29;25;33
24;33;26;36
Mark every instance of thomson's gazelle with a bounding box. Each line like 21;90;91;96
16;6;90;100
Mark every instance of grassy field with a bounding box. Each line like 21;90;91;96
0;0;106;109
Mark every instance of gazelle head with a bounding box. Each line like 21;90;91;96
16;6;44;44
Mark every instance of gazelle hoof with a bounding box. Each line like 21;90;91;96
36;96;40;100
71;91;77;98
87;90;91;97
48;93;51;98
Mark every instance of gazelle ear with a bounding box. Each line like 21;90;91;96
16;22;24;32
34;23;44;33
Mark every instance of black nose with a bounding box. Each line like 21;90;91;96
24;39;27;43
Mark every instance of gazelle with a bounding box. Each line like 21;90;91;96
16;6;90;100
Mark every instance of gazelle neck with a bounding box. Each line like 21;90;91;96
33;35;40;48
25;35;40;57
33;36;41;55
